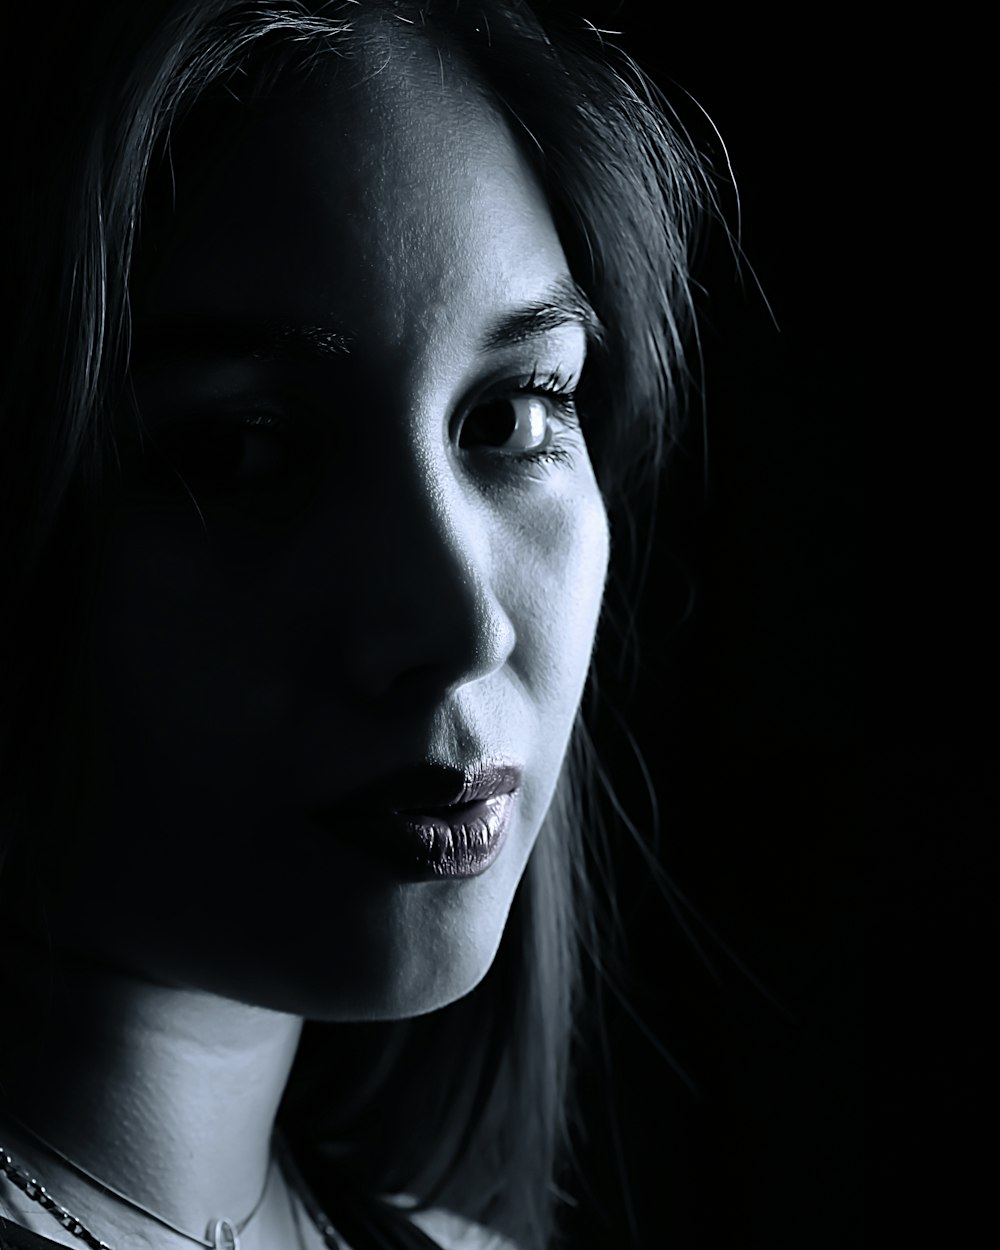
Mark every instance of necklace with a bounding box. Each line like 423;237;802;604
0;1146;112;1250
0;1107;273;1250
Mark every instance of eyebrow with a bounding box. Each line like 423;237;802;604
129;318;354;368
477;277;604;352
129;278;603;370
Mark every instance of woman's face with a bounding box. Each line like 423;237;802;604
46;35;609;1020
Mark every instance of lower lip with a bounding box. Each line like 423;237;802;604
311;792;518;881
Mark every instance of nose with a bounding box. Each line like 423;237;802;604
324;431;516;708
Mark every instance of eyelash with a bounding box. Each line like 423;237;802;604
499;367;581;468
140;366;582;498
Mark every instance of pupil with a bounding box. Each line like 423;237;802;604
469;399;515;446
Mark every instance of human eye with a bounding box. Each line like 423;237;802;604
136;409;298;493
459;367;582;469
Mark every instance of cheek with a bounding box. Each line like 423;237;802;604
58;474;609;1013
503;477;610;710
90;500;297;691
81;509;288;827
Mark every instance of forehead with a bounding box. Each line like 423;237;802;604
136;29;572;371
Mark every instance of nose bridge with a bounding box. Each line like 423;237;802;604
334;423;515;700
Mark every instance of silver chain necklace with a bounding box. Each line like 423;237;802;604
0;1106;274;1250
0;1149;342;1250
0;1115;345;1250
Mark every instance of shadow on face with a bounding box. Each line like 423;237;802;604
31;24;611;1021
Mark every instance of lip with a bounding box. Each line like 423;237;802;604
310;761;523;881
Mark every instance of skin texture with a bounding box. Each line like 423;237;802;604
0;25;607;1250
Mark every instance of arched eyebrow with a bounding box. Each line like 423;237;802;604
128;317;354;368
477;276;604;351
130;277;602;369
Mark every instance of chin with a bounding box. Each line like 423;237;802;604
327;911;510;1023
340;961;497;1023
265;945;502;1024
208;877;517;1023
310;841;525;1022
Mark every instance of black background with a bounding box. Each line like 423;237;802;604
560;11;862;1249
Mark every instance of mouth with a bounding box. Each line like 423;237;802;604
399;797;491;819
310;761;523;880
311;793;518;880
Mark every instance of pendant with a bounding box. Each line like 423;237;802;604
209;1217;240;1250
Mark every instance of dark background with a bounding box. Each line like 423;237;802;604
561;11;862;1249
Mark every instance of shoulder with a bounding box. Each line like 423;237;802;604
408;1206;523;1250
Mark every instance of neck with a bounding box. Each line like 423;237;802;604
0;933;304;1247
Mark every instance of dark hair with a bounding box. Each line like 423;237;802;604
0;3;714;1246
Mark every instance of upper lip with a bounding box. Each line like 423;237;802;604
315;760;524;816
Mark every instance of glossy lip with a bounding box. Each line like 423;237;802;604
310;761;523;881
